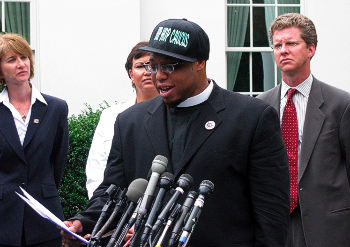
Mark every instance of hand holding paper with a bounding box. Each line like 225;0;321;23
16;187;89;245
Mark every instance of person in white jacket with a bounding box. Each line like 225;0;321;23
85;42;158;198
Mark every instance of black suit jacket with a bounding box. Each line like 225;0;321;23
0;94;69;246
78;82;289;246
257;78;350;246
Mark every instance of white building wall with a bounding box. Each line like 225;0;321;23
305;0;350;92
35;0;350;115
37;0;141;116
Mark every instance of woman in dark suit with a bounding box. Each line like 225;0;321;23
0;33;69;247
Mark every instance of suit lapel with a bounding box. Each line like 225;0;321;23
0;103;26;162
298;79;325;180
173;84;224;176
268;85;282;117
23;100;47;148
144;97;173;173
174;102;222;176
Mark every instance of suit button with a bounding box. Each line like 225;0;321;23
20;183;26;188
299;188;303;191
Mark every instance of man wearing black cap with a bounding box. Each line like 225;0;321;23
62;19;290;246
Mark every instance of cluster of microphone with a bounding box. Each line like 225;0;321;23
87;155;214;247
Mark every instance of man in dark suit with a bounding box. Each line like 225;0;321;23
63;18;289;246
257;13;350;247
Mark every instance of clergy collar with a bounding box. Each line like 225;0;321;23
177;79;213;107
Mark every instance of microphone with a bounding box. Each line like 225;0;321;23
90;184;120;238
178;180;214;247
138;155;168;215
128;156;169;247
151;174;194;239
90;187;127;244
140;172;174;246
168;191;198;247
106;178;148;247
154;203;182;247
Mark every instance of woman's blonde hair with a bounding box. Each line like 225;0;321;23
0;33;34;87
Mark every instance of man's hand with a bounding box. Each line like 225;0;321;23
61;220;90;247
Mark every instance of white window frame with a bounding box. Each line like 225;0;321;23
225;0;303;96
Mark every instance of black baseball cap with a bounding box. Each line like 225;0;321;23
140;18;210;62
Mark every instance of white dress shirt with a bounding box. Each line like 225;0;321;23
280;74;313;156
0;84;47;145
85;96;136;198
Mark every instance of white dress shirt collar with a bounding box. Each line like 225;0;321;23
0;83;47;145
0;83;47;106
177;79;214;107
281;74;313;99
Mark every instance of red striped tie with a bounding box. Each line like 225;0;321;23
281;88;298;213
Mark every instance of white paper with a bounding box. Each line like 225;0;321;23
16;187;89;244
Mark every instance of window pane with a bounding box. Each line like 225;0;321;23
253;52;275;91
253;7;274;47
227;0;250;3
278;6;300;15
227;52;250;92
227;52;276;92
278;0;300;4
226;0;300;93
5;2;30;44
227;6;250;47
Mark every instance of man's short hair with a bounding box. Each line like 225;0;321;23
269;13;318;49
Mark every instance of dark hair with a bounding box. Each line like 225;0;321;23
125;41;149;88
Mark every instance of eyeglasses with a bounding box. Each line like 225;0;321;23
143;61;182;74
271;40;305;51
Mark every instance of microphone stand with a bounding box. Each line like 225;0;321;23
90;188;127;245
177;210;201;247
177;180;214;247
127;215;145;247
168;191;198;247
88;185;120;247
106;197;142;247
155;203;182;247
128;191;157;247
106;178;149;247
139;172;174;247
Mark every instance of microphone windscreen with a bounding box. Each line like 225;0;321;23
198;180;214;198
177;174;194;191
151;155;168;174
160;172;175;184
126;178;148;203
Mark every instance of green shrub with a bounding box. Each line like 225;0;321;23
59;102;109;219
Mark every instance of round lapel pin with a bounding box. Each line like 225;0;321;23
205;121;215;130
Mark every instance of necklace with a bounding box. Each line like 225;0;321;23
9;96;30;121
